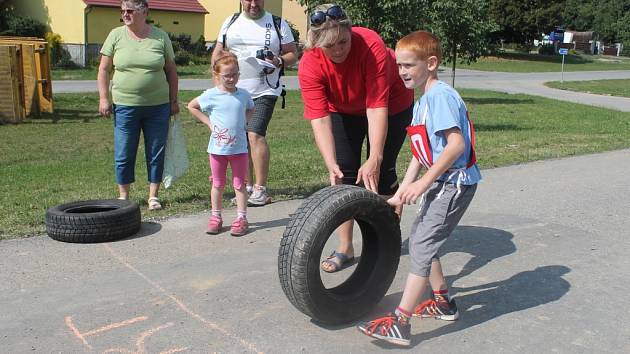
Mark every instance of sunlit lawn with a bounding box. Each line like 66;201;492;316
545;79;630;98
52;64;298;80
457;52;630;72
2;89;630;238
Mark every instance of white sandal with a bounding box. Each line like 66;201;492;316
148;197;162;210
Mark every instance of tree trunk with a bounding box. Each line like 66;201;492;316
451;46;457;87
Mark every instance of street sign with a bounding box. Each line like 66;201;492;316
559;48;568;55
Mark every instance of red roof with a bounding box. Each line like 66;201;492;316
83;0;208;14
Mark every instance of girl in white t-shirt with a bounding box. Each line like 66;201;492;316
187;53;255;236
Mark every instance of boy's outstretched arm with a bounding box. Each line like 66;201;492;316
387;156;422;208
398;127;465;205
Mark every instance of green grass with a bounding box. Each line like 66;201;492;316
52;64;298;80
455;52;630;72
2;89;630;239
545;79;630;98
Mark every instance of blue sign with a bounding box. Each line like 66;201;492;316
559;48;568;55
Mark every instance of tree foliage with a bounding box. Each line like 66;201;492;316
427;0;496;85
488;0;564;47
297;0;431;48
488;0;630;50
297;0;496;85
0;4;47;38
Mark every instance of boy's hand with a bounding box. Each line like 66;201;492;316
387;195;402;207
387;195;403;218
399;180;430;205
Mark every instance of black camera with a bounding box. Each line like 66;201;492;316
256;49;274;61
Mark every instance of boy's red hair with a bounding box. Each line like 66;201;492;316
396;30;442;63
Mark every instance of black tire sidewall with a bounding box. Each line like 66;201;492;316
279;185;401;324
45;199;141;243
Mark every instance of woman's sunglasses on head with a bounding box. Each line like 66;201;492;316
309;5;346;26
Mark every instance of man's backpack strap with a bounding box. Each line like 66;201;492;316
271;14;285;101
272;15;283;54
221;12;241;49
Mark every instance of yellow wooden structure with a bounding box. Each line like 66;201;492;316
0;45;23;123
0;36;54;123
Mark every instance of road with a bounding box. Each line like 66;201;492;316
53;69;630;111
1;149;629;352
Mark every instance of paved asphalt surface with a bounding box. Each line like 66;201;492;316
53;69;630;111
2;70;629;353
2;149;629;353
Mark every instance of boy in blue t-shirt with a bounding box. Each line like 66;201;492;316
357;30;481;346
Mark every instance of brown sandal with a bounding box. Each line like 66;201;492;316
321;251;354;273
148;197;162;211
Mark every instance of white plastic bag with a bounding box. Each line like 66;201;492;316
162;115;189;189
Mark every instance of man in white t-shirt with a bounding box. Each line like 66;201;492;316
211;0;298;206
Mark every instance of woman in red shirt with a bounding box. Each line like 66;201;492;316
298;4;414;273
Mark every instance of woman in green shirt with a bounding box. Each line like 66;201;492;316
97;0;179;210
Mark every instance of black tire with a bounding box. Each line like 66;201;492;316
278;185;401;325
45;199;141;243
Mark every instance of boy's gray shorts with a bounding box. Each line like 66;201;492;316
247;95;278;137
409;181;477;277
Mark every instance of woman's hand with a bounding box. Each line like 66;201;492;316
357;157;381;193
328;164;344;185
98;98;112;118
170;101;180;116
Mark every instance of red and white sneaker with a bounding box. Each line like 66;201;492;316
357;313;411;346
413;298;459;321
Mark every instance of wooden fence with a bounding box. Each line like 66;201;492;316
0;36;53;124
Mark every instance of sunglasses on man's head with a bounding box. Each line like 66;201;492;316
309;5;347;26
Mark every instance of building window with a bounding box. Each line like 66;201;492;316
173;21;179;25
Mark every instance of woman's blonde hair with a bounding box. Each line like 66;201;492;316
212;52;239;75
305;4;352;50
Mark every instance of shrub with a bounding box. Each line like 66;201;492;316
168;33;210;65
174;50;191;66
1;15;46;37
515;43;534;53
191;35;208;57
538;44;556;55
285;20;302;59
55;49;78;69
45;32;63;65
169;33;192;53
191;55;209;65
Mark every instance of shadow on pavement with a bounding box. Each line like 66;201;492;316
118;221;162;241
249;217;292;232
370;226;571;349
